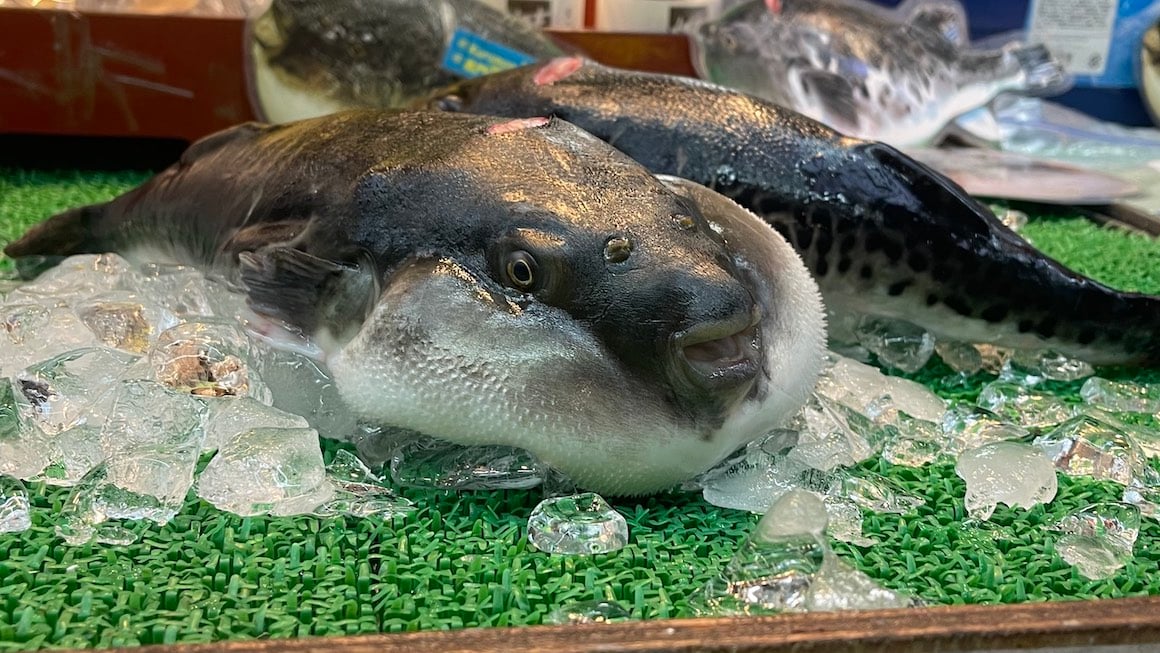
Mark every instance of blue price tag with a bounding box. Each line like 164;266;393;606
441;27;537;78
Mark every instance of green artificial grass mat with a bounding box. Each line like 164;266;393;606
3;168;1160;650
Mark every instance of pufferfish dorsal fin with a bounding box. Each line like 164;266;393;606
238;245;379;348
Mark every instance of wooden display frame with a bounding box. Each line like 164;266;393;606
0;4;697;143
88;596;1160;653
5;6;1160;652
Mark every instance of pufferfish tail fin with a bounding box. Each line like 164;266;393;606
1007;42;1070;96
3;203;110;277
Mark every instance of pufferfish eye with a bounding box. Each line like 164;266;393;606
505;250;539;290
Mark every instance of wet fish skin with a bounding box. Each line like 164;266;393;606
4;110;827;494
424;57;1160;366
690;0;1068;146
249;0;563;122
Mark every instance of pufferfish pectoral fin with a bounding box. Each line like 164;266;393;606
238;245;380;349
797;69;861;133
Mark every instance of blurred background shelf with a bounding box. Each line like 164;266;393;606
0;5;696;144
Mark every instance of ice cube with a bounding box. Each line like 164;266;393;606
36;424;105;486
343;424;419;471
823;496;877;546
93;523;139;546
700;449;829;514
955;442;1058;520
815;355;946;423
828;473;925;514
527;492;628;555
974;344;1014;375
880;414;944;467
15;347;140;435
0;378;53;479
126;263;216;319
804;554;919;611
1050;502;1140;579
976;381;1076;429
790;394;879;467
150;320;269;401
0;476;31;533
196;426;327;517
881;378;947;424
1002;349;1094;385
815;354;888;408
935;341;984;375
74;291;174;354
311;449;415;519
1123;481;1160;519
1080;378;1160;415
201;397;309;452
692;491;828;615
852;317;935;373
546;601;631;625
12;254;134;299
786;428;859;473
1;302;49;346
254;348;356;439
56;462;192;544
755;490;828;539
1033;414;1149;486
99;380;206;517
270;483;337;517
940;404;1029;457
0;303;101;376
390;438;545;491
1118;422;1160;461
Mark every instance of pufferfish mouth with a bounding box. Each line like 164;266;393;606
675;310;762;394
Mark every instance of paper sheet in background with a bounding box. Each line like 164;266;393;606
951;96;1160;215
478;0;586;29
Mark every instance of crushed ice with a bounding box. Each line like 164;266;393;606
690;491;919;615
0;254;415;544
1050;502;1140;580
3;255;1159;606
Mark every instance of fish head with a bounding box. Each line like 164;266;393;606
476;183;764;428
323;114;825;494
688;3;775;89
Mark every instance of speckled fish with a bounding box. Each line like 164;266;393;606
423;56;1160;365
689;0;1068;146
3;110;826;495
248;0;564;123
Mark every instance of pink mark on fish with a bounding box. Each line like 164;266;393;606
533;56;584;86
765;0;782;13
486;117;551;135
